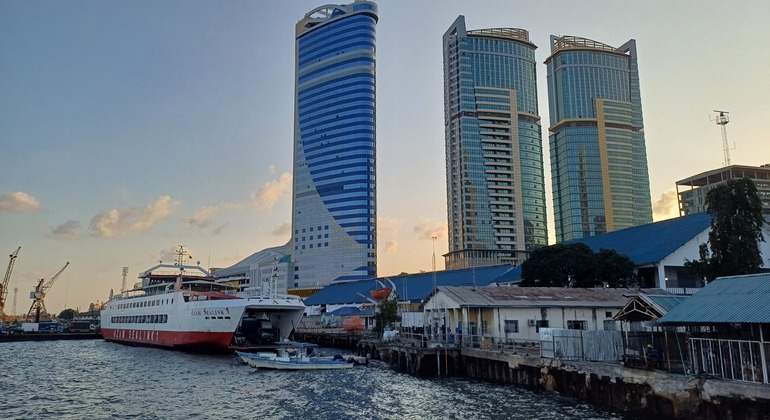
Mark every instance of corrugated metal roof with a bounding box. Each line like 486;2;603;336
565;212;710;266
303;265;521;305
657;273;770;324
643;295;688;313
437;286;669;308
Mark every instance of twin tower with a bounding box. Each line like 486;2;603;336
290;2;652;289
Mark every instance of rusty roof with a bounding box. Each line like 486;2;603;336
437;286;668;308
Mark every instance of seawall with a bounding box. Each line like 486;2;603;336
388;345;770;419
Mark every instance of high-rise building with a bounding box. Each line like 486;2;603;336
546;36;652;243
443;16;548;270
291;1;378;288
677;164;770;222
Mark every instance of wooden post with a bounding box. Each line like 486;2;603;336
760;326;768;384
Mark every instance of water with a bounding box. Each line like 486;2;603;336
0;340;623;419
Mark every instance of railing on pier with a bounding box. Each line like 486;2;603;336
390;331;540;356
690;337;769;384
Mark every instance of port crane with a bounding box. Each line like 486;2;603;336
26;261;70;322
1;247;21;317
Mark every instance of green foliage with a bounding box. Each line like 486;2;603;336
58;308;76;321
521;244;634;288
595;249;635;287
685;178;765;282
373;296;399;334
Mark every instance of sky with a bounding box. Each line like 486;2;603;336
1;0;768;315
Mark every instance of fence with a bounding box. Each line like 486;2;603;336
691;337;769;384
539;328;623;362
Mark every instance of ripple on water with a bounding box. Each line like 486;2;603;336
0;340;624;420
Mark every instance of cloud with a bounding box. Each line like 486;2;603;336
158;245;200;265
383;240;398;253
50;220;82;240
89;195;179;238
251;173;292;211
0;191;41;213
271;222;291;236
653;188;680;221
413;217;448;241
377;217;403;234
183;203;242;230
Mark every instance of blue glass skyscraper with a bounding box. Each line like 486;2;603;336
443;16;548;269
546;36;652;243
291;1;378;288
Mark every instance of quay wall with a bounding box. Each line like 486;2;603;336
293;331;770;419
393;345;770;419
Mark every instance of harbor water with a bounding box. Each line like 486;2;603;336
0;340;624;419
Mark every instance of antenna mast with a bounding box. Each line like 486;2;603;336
713;110;732;167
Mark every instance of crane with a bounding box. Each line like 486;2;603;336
1;247;21;317
26;261;70;322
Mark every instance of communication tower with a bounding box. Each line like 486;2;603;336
712;110;733;167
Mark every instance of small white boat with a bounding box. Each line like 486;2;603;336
236;341;354;370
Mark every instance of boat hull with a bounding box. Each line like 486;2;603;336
236;351;353;370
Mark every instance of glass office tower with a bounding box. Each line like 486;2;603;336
443;16;548;269
546;36;652;243
291;1;378;288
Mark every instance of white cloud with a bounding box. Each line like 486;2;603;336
377;216;403;234
251;172;292;211
50;220;81;240
383;240;398;253
271;222;291;236
413;217;448;241
158;245;200;265
183;203;242;230
653;188;680;221
89;195;179;238
0;191;41;213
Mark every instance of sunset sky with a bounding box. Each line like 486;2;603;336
1;0;768;314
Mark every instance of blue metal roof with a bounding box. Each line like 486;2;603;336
566;213;711;266
657;273;770;324
303;264;522;306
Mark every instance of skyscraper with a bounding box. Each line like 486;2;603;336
291;1;378;288
546;36;652;243
443;16;548;270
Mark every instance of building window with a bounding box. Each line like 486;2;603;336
535;320;549;333
481;320;488;335
504;320;519;334
567;320;587;330
605;311;612;318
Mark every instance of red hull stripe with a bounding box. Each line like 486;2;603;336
101;328;234;349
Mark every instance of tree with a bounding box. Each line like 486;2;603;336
58;308;76;321
685;178;766;282
373;296;399;334
595;249;635;287
520;243;597;287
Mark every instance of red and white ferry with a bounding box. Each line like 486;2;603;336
100;248;305;352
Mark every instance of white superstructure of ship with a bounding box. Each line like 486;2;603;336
100;247;305;351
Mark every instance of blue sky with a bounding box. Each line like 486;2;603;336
1;0;768;314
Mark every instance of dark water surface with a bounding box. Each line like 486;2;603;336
0;340;624;419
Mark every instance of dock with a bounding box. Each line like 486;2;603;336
0;332;102;343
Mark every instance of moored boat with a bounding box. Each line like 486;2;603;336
235;341;354;370
100;247;306;352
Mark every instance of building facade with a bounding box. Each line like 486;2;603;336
443;16;548;270
546;36;652;243
291;1;378;288
676;164;770;222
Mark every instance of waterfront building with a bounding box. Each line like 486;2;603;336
545;36;653;242
676;163;770;222
291;1;378;289
442;16;548;270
